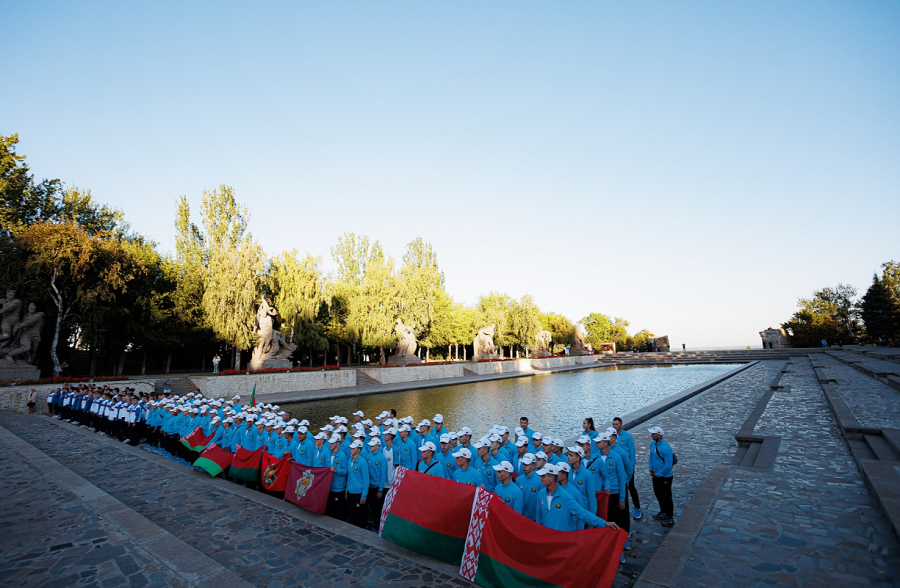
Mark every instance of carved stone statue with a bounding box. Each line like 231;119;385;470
473;324;499;360
533;330;552;357
1;303;44;364
570;330;588;355
0;289;23;343
388;319;421;364
249;298;297;370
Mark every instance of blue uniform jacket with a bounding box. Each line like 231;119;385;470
453;466;485;487
328;450;348;492
474;456;500;491
515;472;543;521
536;487;608;531
367;450;388;489
649;438;674;478
346;455;370;494
416;459;446;478
494;480;523;514
598;451;627;497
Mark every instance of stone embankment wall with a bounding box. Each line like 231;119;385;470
359;364;465;384
191;370;356;398
0;380;155;413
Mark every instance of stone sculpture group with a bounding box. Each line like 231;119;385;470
473;324;499;360
0;289;43;366
249;298;297;370
389;319;421;364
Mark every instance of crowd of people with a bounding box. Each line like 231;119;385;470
45;383;676;565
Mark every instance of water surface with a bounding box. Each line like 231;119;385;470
281;363;740;440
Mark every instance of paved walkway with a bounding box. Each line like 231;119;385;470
0;412;469;588
3;356;900;588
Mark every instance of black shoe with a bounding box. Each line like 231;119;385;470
661;518;675;528
652;512;667;520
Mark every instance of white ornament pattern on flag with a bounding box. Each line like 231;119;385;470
460;487;493;581
379;466;407;536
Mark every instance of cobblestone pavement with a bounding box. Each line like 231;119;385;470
819;354;900;429
0;431;189;588
0;412;469;588
669;358;900;587
619;361;783;583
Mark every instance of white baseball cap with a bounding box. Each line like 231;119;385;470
472;440;487;449
577;435;592;445
419;441;437;452
314;432;328;440
368;438;382;446
452;447;472;459
536;464;558;476
605;427;618;436
596;433;612;443
532;431;543;440
567;446;584;457
492;461;514;473
649;426;664;436
284;426;295;433
433;414;444;423
384;428;398;436
353;410;364;417
439;434;451;444
349;440;363;449
328;434;342;444
514;437;528;447
556;462;571;474
459;426;473;436
521;453;536;465
535;451;548;460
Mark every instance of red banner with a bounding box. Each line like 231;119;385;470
180;426;214;451
595;490;610;521
260;452;292;492
461;488;626;588
229;446;264;481
284;462;333;514
379;467;477;565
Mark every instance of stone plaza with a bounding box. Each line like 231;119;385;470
1;348;900;587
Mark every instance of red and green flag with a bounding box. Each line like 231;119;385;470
379;467;476;565
229;446;264;481
193;443;234;477
285;462;333;513
180;426;214;452
250;383;256;408
260;451;292;492
460;488;627;588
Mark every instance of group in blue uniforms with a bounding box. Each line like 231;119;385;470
46;395;676;553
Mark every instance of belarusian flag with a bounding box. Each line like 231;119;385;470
193;443;234;477
260;451;292;492
250;383;256;407
229;446;264;481
460;488;626;588
379;467;476;565
285;462;333;513
180;426;215;452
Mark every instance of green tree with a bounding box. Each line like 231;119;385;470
782;284;861;347
631;329;655;352
197;186;264;369
541;312;577;353
580;312;612;351
861;261;900;343
609;317;630;351
331;233;383;286
399;237;445;339
509;295;542;357
350;256;401;363
477;293;514;358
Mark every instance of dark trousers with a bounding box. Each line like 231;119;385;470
627;473;641;509
607;492;631;532
652;476;674;519
326;491;348;521
367;487;384;528
348;492;367;528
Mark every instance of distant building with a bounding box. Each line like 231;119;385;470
759;327;791;349
648;336;670;352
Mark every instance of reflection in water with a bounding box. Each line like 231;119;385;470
281;364;740;439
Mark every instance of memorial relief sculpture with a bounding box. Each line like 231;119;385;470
389;319;421;364
1;303;44;364
570;330;588;355
533;330;552;356
249;298;297;369
473;324;499;360
0;289;23;343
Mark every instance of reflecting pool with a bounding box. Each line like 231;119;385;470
281;363;741;439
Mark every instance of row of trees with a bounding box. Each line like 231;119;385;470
1;134;658;376
781;262;900;347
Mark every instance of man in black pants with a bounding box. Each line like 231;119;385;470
648;426;675;527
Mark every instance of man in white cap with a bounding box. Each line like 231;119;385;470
530;431;543;455
535;464;619;533
352;410;365;424
312;432;329;467
567;445;598;518
382;428;398;487
515;453;542;521
436;434;457;475
612;417;642;520
492;461;523;514
648;426;674;527
458;427;473;450
367;437;387;528
596;432;629;553
346;440;369;528
432;414;446;439
473;440;499;491
326;434;349;521
396;424;417;469
452;447;484;487
416;441;445;478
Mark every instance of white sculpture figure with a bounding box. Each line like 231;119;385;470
250;298;297;368
473;324;499;360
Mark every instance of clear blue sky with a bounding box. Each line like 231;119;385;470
4;2;899;348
